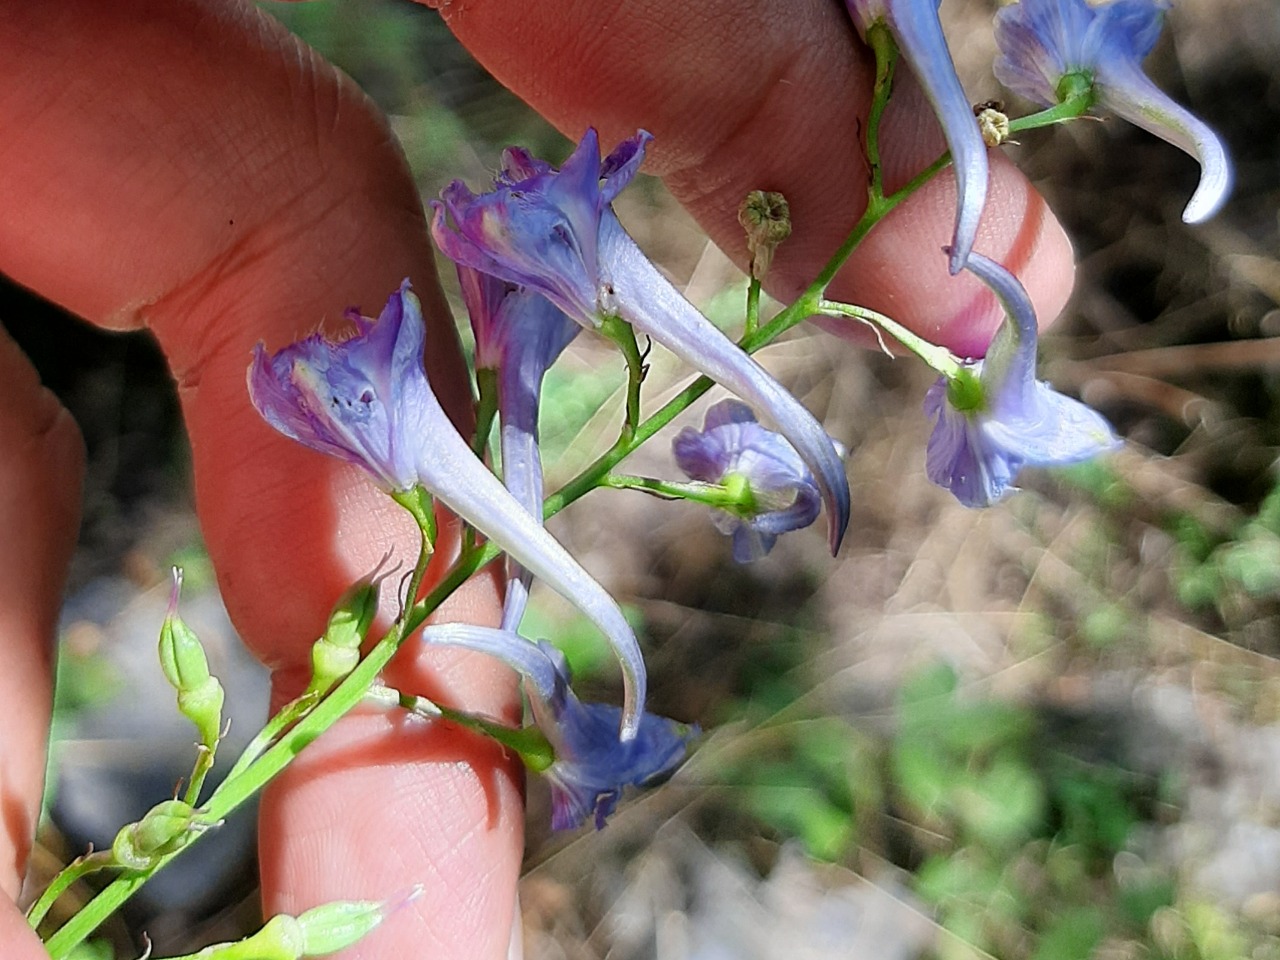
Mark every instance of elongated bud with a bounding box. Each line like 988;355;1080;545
160;569;225;750
307;562;387;695
297;887;422;955
738;190;792;279
112;799;201;870
160;570;211;690
155;891;422;960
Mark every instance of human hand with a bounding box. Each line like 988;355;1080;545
0;1;1072;958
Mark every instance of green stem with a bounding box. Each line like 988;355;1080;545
365;684;555;773
1006;93;1093;134
182;744;217;807
472;366;499;460
864;23;898;204
222;693;320;783
602;474;747;510
744;276;761;338
817;299;963;378
25;852;114;930
600;315;646;443
42;531;442;959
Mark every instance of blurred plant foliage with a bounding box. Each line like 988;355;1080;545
712;658;1280;960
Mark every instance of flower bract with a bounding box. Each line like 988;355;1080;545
994;0;1231;222
673;399;823;562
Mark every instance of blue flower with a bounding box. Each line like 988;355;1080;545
420;624;696;831
924;253;1121;506
844;0;989;274
458;265;580;633
673;400;823;563
994;0;1231;223
430;130;850;557
248;282;648;738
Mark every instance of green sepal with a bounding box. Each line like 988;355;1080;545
1056;70;1096;108
945;367;986;412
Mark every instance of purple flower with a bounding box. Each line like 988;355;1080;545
459;265;580;632
430;130;850;557
420;624;695;831
994;0;1231;223
844;0;989;274
247;282;647;737
673;400;823;563
924;252;1121;506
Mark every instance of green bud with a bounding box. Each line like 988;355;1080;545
160;569;225;749
175;915;305;960
159;572;212;692
324;574;382;651
112;800;199;870
306;570;386;695
297;897;401;956
178;677;226;751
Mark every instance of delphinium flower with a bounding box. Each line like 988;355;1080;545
247;281;647;737
994;0;1231;223
673;399;822;563
429;129;850;556
844;0;989;274
459;264;580;632
924;251;1121;506
420;623;696;831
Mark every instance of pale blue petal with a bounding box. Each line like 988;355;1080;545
601;216;850;554
888;0;989;272
1094;58;1232;223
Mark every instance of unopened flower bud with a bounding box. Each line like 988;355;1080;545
306;565;388;695
159;570;211;691
112;799;200;870
738;190;792;279
297;887;422;955
160;570;225;750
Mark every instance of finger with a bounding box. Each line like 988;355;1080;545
0;3;520;956
0;899;55;960
431;0;1075;356
0;325;83;901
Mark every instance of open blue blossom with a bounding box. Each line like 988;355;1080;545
247;282;647;738
459;265;580;632
673;399;823;563
994;0;1231;223
420;624;695;831
430;129;850;557
844;0;988;274
924;252;1121;506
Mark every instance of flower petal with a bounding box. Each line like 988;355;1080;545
887;0;989;273
1094;59;1232;223
601;215;851;554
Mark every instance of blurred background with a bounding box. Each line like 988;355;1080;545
5;0;1280;957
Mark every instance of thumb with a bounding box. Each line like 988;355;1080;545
431;0;1074;357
